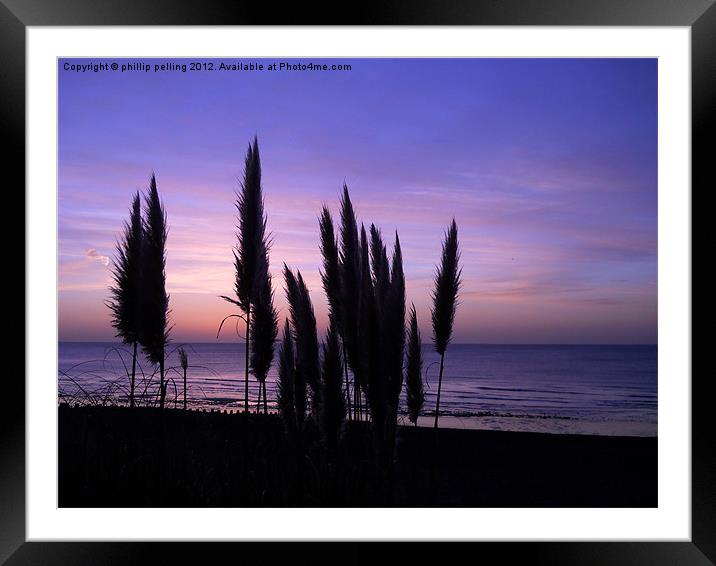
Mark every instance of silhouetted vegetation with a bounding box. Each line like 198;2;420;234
283;266;320;417
405;305;425;425
303;190;412;501
64;136;659;508
92;139;464;502
361;225;406;471
59;404;657;507
386;232;406;437
107;192;143;408
319;206;351;419
319;316;346;458
220;137;268;413
140;174;171;409
276;320;298;431
178;347;188;410
337;187;363;420
431;219;462;428
251;252;278;414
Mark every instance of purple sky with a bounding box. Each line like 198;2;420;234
58;58;657;344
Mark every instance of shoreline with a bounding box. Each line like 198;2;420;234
408;414;657;437
58;401;656;437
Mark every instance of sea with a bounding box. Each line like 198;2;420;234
58;342;657;437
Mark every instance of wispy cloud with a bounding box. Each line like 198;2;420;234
58;57;657;343
85;248;109;267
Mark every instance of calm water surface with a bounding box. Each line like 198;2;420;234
58;342;657;436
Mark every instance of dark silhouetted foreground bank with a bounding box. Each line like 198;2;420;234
58;404;656;508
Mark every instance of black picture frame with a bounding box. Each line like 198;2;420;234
4;1;711;563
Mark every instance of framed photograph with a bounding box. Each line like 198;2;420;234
7;0;711;563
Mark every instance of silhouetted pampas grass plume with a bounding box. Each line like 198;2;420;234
357;223;373;421
370;224;390;306
107;191;143;408
178;347;188;410
365;225;389;429
221;137;266;413
431;219;462;428
277;319;297;430
338;186;362;418
319;206;341;324
405;305;424;425
364;227;406;451
140;174;171;409
283;265;320;418
319;206;351;417
387;232;406;421
276;316;305;504
250;252;278;414
320;316;346;457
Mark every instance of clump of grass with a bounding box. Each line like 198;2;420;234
321;188;409;487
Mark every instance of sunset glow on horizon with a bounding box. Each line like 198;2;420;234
59;58;657;344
